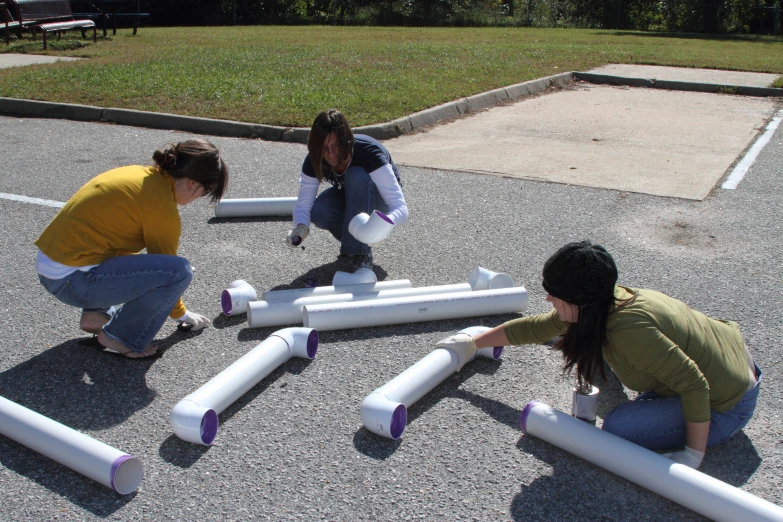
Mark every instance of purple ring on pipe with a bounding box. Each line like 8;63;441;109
201;409;219;445
374;210;395;225
292;236;302;246
493;346;504;360
519;400;540;433
110;454;134;493
306;330;319;359
390;404;407;440
221;290;232;316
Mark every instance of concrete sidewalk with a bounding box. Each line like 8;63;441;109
0;54;79;68
386;65;782;201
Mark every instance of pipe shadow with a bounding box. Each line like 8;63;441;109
158;358;313;468
509;416;763;521
0;436;137;513
352;357;504;459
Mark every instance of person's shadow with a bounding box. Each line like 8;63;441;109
0;328;194;511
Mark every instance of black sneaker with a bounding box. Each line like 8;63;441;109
350;253;373;270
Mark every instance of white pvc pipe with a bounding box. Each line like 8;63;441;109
348;210;395;245
262;279;412;303
304;287;528;332
214;197;297;218
361;326;504;439
520;401;783;522
0;396;143;494
221;280;258;316
171;328;318;445
332;267;377;286
248;283;475;328
468;266;514;290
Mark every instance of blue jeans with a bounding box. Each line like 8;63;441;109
311;166;389;256
601;364;761;450
39;254;193;353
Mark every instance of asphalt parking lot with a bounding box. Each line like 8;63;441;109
0;67;782;521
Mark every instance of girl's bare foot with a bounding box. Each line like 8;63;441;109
96;331;158;359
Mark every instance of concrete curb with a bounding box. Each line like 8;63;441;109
573;72;783;98
1;70;779;142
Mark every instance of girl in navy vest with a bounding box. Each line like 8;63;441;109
286;110;408;270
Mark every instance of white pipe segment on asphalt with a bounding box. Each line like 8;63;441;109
0;396;143;494
361;326;504;439
332;267;377;285
262;279;413;302
519;401;783;522
348;210;395;245
303;287;528;332
248;283;475;328
171;328;318;445
221;280;258;316
213;197;297;218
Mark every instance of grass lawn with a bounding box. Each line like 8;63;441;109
1;26;781;127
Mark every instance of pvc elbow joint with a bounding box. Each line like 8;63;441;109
361;392;407;440
348;210;395;245
170;399;219;446
458;326;505;362
270;327;319;360
221;280;257;316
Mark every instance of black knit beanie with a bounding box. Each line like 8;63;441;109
542;240;618;306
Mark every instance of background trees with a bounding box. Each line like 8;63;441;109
145;0;781;34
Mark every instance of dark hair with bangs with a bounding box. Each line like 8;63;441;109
307;109;354;182
152;139;228;204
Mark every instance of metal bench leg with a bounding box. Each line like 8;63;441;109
42;30;47;50
92;25;96;42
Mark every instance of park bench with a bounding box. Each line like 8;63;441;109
5;0;96;49
72;0;148;37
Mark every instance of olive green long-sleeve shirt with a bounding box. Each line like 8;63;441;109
503;286;749;423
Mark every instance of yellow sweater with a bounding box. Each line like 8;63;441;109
503;286;749;423
36;165;186;318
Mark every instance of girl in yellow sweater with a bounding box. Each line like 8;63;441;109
36;139;228;358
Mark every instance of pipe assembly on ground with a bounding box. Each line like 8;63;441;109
171;328;318;445
0;396;143;494
304;287;528;332
519;401;783;522
361;326;504;440
214;197;297;218
249;283;477;328
348;210;395;245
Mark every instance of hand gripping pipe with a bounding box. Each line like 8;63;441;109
348;210;395;245
520;401;783;522
221;280;258;316
304;287;528;332
248;283;476;328
262;279;412;303
171;328;318;445
0;396;143;494
361;326;504;439
213;197;297;218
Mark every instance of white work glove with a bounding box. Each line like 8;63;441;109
433;333;478;372
663;446;705;470
177;310;211;332
286;224;309;247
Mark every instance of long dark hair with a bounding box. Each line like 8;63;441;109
307;109;354;182
555;292;637;388
152;139;228;204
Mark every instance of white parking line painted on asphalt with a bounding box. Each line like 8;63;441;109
722;110;783;190
0;192;65;208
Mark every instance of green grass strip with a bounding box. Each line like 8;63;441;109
1;26;781;127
